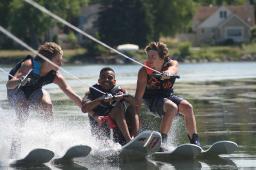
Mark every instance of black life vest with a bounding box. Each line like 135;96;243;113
88;84;128;145
88;84;126;116
9;55;56;99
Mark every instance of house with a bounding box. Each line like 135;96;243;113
192;4;255;45
78;4;102;44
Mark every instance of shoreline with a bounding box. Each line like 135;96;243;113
1;47;256;65
0;55;255;66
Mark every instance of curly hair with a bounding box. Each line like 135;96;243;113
35;42;63;62
144;42;169;59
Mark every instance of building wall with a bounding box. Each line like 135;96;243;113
78;4;102;44
219;16;251;43
196;27;213;44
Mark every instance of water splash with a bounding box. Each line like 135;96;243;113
168;116;186;146
0;106;122;166
0;108;16;164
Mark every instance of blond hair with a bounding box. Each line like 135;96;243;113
36;42;63;62
144;42;169;59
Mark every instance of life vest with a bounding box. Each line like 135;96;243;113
144;60;154;75
143;57;176;98
88;84;128;146
9;55;33;80
9;55;56;99
88;84;126;116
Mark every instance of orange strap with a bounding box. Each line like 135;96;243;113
144;60;154;75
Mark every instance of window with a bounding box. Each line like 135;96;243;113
225;27;243;42
227;28;242;37
220;11;227;19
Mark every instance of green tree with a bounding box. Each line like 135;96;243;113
0;0;11;27
2;0;89;48
0;0;13;48
149;0;195;40
193;0;246;5
97;0;195;46
250;26;256;42
97;0;154;47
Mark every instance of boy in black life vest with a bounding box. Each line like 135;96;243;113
7;42;82;124
81;67;139;145
135;42;200;148
6;42;82;157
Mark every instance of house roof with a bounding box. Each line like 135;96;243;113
218;13;251;29
193;5;255;27
193;5;219;24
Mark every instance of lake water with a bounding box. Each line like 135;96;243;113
0;62;256;169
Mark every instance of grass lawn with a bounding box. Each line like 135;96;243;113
1;42;256;64
0;48;86;59
0;50;33;58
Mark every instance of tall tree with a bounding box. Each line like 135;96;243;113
193;0;247;5
0;0;13;48
2;0;89;48
149;0;195;40
97;0;195;46
97;0;154;47
0;0;11;27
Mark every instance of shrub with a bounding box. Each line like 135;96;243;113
250;26;256;42
178;42;191;61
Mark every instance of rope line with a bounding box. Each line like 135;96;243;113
0;26;106;94
23;0;161;74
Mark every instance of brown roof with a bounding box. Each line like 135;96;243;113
228;5;255;26
193;5;255;27
193;6;219;23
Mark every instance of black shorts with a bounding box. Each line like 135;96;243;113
7;88;45;106
144;95;183;117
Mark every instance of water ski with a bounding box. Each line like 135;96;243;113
120;130;161;160
200;140;238;158
151;140;238;161
10;148;54;167
53;145;91;164
151;144;201;161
